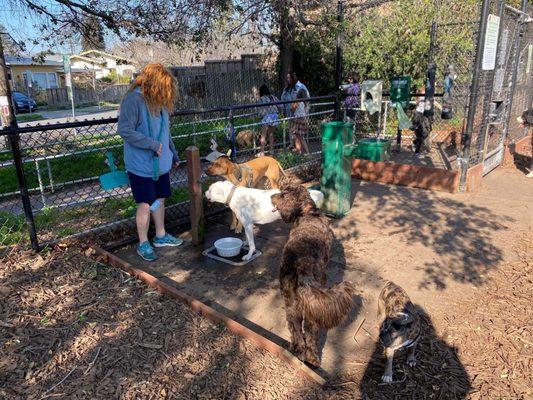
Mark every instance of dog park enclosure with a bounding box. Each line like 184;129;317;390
0;0;531;251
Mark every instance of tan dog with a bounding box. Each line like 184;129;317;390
378;281;421;383
236;130;256;149
206;155;286;232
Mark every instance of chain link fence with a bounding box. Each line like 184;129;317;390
444;0;531;181
0;96;334;253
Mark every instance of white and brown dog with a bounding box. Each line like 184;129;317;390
205;180;324;261
378;281;421;383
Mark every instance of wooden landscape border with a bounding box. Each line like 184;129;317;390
92;246;327;386
351;159;460;193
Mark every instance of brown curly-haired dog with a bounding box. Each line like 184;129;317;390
271;183;355;365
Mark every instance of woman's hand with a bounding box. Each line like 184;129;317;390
172;160;180;169
291;102;298;113
156;143;163;156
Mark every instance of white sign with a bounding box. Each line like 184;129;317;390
482;14;500;71
0;96;9;106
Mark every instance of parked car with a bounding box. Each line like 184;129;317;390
12;91;37;113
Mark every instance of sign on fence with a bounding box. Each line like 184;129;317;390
482;14;501;71
0;95;10;126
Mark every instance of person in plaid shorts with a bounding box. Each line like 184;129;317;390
290;85;309;154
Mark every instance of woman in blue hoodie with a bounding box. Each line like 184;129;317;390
118;63;183;261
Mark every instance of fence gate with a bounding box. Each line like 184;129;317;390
480;2;528;175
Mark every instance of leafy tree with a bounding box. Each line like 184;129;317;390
81;14;106;52
0;24;21;55
295;0;480;94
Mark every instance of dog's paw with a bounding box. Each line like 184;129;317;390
234;226;243;234
381;373;393;383
407;355;417;367
242;252;253;261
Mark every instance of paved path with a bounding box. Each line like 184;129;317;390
114;168;532;376
18;106;118;127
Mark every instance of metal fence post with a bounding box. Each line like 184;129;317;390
459;0;492;190
8;129;39;251
334;0;344;121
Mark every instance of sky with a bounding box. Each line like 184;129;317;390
0;5;115;56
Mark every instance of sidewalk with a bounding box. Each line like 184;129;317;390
18;105;119;127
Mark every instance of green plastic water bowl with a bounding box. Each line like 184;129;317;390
354;138;391;162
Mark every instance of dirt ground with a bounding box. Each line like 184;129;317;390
1;167;532;399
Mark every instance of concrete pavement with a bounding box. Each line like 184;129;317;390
18;106;119;127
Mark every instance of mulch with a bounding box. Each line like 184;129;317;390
1;235;531;399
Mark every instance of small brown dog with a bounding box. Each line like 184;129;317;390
271;183;355;365
206;155;286;232
236;129;256;149
378;281;421;383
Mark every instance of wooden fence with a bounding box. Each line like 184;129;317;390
43;85;129;107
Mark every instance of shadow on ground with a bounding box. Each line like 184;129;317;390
338;179;513;290
358;304;471;399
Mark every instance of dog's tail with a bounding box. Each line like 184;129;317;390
298;281;356;329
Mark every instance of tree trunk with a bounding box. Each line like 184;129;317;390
275;1;296;86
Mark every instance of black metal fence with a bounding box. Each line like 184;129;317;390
0;96;334;252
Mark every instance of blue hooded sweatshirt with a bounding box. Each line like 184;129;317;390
117;89;179;178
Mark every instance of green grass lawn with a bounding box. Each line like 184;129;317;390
16;113;44;122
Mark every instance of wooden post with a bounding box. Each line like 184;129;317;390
186;146;205;245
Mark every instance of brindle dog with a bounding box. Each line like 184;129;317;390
378;281;421;383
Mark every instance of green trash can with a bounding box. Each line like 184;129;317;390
320;121;355;217
355;138;391;162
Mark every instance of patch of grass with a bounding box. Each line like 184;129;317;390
276;152;309;169
16;113;44;122
0;211;26;246
77;312;88;323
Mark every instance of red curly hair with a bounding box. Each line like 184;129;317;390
130;63;177;114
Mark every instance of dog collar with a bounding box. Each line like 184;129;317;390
225;185;238;206
399;330;420;350
233;165;254;188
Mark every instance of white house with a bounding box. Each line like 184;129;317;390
69;50;136;80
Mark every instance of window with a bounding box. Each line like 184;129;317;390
32;73;48;90
47;73;58;88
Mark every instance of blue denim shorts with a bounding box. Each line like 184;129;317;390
128;172;171;205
